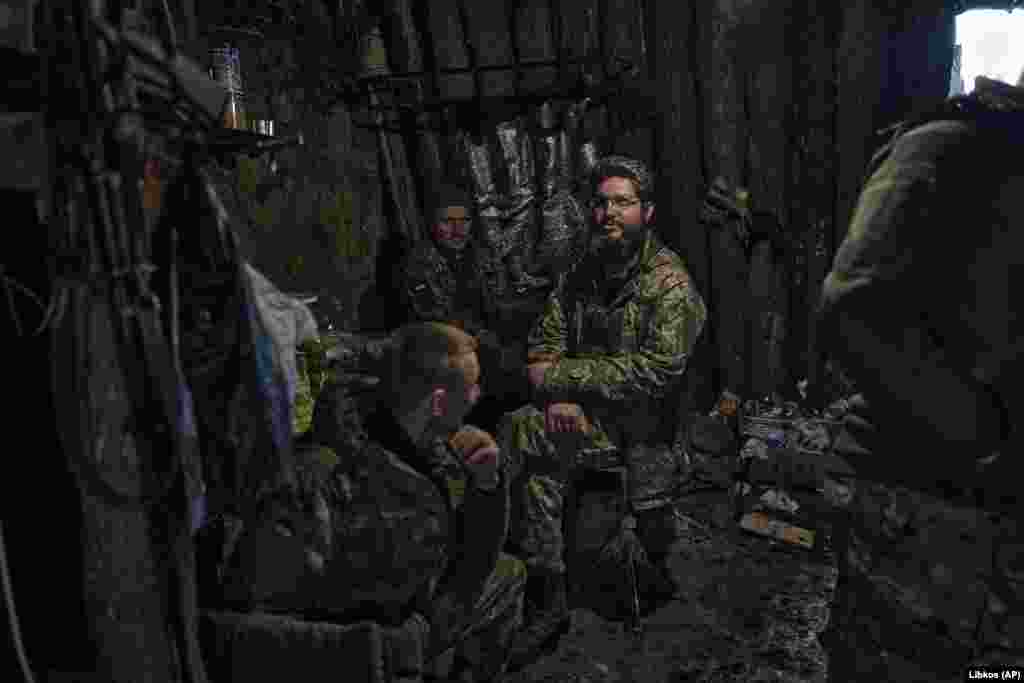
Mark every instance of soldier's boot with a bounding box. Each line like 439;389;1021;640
506;569;571;671
639;550;682;614
638;507;685;613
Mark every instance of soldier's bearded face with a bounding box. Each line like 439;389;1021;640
432;206;472;251
591;177;652;255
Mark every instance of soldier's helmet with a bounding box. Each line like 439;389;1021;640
590;155;654;202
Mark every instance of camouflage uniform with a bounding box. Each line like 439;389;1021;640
401;238;492;333
500;231;707;573
402;236;536;418
818;79;1024;681
223;407;526;680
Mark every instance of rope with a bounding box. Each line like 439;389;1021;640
1;267;48;338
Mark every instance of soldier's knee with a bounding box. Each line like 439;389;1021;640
499;404;544;434
499;406;546;474
526;474;567;509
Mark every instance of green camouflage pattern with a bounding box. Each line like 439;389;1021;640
502;232;706;573
292;338;334;436
430;553;527;679
530;232;706;433
401;239;493;332
222;439;451;620
223;423;525;678
292;353;316;435
500;404;613;573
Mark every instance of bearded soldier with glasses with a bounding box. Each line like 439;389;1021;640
499;156;707;667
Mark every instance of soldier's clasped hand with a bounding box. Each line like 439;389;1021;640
544;402;591;434
450;425;502;490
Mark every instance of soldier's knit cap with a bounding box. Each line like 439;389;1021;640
431;183;474;211
591;155;654;200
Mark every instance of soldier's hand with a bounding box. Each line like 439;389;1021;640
450;425;502;490
545;402;590;434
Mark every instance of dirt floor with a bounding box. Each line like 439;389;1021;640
503;490;839;683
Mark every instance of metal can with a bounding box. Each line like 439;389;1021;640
222;92;247;130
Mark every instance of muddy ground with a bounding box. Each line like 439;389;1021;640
503;489;839;683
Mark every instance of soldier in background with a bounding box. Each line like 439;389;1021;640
402;183;487;328
501;156;707;666
402;183;531;432
817;72;1024;681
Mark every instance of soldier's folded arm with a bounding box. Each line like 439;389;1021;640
441;456;511;603
537;280;701;405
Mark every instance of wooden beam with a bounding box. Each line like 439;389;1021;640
506;0;524;97
452;0;483;102
411;0;442;100
646;0;708;402
547;0;567;85
353;53;632;85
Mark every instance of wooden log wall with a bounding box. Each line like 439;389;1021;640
357;0;958;405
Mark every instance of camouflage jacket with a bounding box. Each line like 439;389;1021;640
401;238;533;393
529;231;707;447
401;238;494;334
223;408;511;630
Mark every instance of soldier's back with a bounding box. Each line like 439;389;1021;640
821;87;1024;680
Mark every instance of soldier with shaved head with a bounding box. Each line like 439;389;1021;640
224;323;526;680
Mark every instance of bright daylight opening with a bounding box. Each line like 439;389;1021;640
952;9;1024;95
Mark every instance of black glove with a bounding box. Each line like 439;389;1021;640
475;329;504;384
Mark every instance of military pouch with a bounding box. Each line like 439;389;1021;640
408;279;440;319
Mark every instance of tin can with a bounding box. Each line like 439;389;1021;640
222;92;247;130
142;158;162;211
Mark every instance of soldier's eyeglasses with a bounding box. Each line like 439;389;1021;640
588;195;641;212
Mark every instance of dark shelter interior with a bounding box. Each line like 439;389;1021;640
1;1;1022;682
